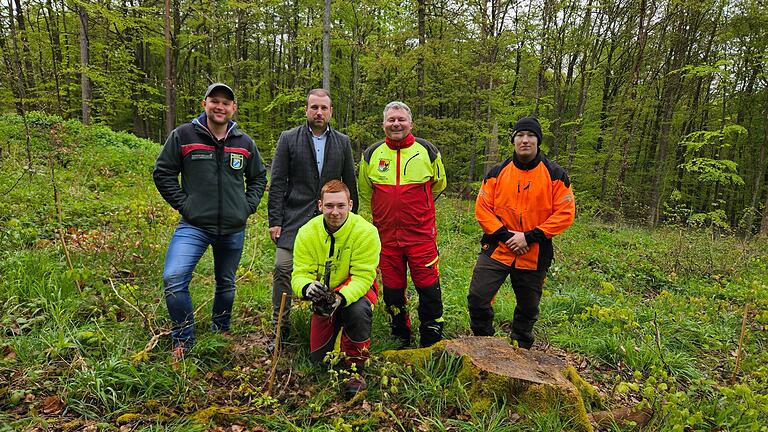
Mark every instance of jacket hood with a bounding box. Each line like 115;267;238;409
192;113;241;138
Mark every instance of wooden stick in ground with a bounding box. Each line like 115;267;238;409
733;303;750;382
51;162;81;293
266;293;288;395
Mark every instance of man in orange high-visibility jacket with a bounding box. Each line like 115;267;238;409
468;116;575;348
358;101;447;348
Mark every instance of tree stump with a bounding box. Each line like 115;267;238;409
382;337;595;432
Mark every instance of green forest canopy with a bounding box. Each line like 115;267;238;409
1;0;766;234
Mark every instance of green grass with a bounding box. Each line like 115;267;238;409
1;112;767;430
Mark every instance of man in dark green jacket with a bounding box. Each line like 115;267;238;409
153;83;267;362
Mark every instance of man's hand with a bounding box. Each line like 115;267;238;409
305;280;327;301
505;231;529;255
269;226;282;244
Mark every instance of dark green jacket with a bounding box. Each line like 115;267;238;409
153;114;267;234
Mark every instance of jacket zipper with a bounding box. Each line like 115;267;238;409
216;139;223;235
197;120;227;235
396;149;401;186
328;232;336;258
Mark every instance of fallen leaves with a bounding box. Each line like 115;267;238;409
41;395;65;414
1;345;16;361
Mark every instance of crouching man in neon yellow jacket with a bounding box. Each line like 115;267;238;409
291;180;381;397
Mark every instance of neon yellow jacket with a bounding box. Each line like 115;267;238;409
358;134;447;246
291;213;381;306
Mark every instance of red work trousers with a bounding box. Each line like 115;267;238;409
309;286;377;367
379;242;444;347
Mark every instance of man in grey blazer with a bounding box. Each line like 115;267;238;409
267;88;359;349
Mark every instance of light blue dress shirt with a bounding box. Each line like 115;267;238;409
311;127;329;174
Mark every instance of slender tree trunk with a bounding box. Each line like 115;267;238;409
534;0;554;116
45;0;62;115
7;0;25;115
13;0;35;90
614;0;648;211
322;0;330;91
509;41;522;104
753;108;768;236
484;79;499;175
417;0;426;116
567;0;598;170
164;0;175;135
78;5;91;124
59;0;72;116
761;196;768;236
234;8;246;89
599;116;622;202
469;82;481;182
596;40;617;153
649;6;688;225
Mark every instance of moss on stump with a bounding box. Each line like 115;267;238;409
382;336;594;432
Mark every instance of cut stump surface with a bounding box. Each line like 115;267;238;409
445;337;574;388
383;336;595;432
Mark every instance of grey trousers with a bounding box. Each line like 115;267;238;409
272;247;293;331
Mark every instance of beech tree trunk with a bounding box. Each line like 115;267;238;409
163;0;175;135
417;0;425;117
45;0;63;115
78;5;91;124
13;0;34;90
322;0;330;91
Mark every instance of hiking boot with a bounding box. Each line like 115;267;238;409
343;376;367;398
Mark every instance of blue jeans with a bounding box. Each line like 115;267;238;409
162;221;245;348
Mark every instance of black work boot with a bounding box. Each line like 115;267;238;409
509;330;534;349
387;304;412;349
391;314;412;349
419;320;444;347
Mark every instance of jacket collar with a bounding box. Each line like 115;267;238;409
192;113;241;140
512;149;542;171
323;213;354;238
385;133;415;150
305;122;330;138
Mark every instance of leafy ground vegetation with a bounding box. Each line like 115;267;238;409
1;113;767;431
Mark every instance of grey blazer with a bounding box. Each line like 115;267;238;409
267;123;359;250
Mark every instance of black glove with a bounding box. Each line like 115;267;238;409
313;292;344;317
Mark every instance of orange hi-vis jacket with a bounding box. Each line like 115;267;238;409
476;151;575;271
359;134;447;247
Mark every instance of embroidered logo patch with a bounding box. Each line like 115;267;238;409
377;159;390;172
230;153;243;170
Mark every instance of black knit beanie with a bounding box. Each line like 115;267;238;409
512;116;542;146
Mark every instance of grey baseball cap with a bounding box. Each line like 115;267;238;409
204;82;235;101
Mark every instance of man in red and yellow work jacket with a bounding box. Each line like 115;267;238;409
468;116;575;349
358;101;447;348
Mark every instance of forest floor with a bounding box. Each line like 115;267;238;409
1;112;767;431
